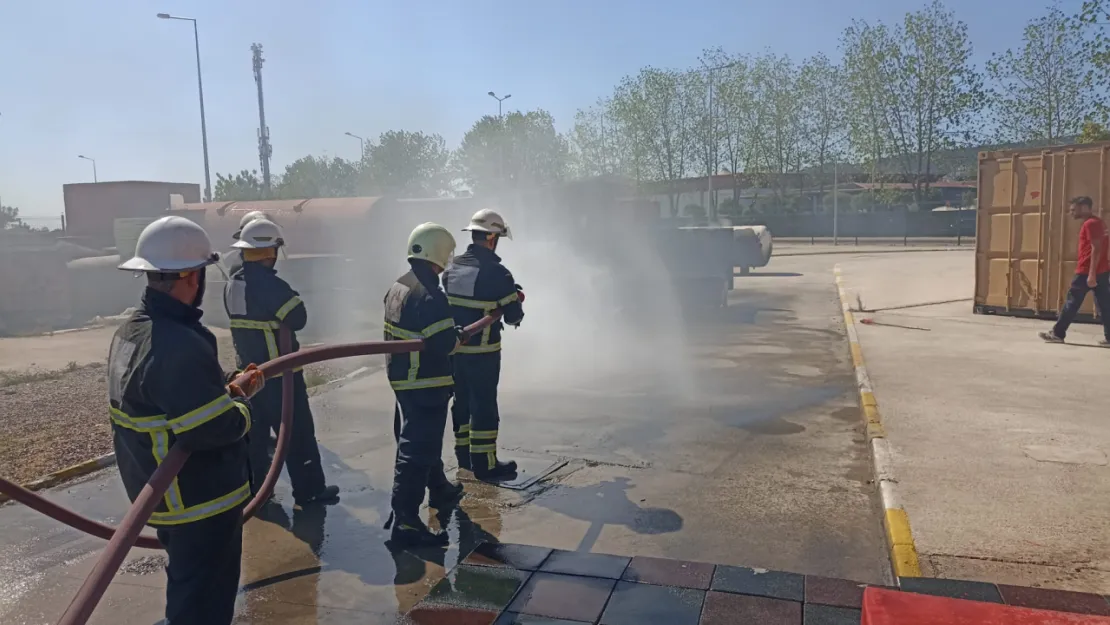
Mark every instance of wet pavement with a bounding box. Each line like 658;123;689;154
0;255;891;624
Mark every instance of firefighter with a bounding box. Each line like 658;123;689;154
383;222;465;546
225;211;271;277
108;215;261;625
442;209;525;480
224;218;339;507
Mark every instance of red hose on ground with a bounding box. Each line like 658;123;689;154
39;314;500;625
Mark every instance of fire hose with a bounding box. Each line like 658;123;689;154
0;314;499;625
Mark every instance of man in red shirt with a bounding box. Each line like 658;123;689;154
1040;196;1110;346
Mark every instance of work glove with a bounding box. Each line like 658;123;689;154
228;363;266;399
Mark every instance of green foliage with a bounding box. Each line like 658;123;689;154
822;192;854;213
455;109;569;194
276;156;359;199
1079;119;1110;142
987;6;1093;143
214;170;267;201
360;130;453;196
1;204;21;229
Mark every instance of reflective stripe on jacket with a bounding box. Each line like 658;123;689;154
223;262;306;374
108;288;252;526
442;244;524;354
384;261;458;391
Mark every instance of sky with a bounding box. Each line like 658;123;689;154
0;0;1085;223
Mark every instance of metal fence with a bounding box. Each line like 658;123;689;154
731;209;977;240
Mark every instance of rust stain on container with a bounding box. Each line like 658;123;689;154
975;142;1108;321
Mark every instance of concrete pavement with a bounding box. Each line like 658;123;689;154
836;250;1110;593
0;255;890;623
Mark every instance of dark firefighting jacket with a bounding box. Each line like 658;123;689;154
223;262;307;372
107;288;252;526
383;260;458;391
442;245;524;354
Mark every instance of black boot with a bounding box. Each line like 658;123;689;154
390;515;449;547
295;485;340;507
455;448;472;471
471;453;518;481
428;482;464;510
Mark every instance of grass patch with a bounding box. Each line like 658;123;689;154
0;361;104;388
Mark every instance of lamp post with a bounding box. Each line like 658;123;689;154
78;155;98;183
157;13;211;202
344;132;365;160
700;61;740;224
488;91;512;184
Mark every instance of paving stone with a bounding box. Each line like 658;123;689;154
422;564;531;612
493;613;590;624
600;580;704;625
898;577;1002;604
804;575;867;609
803;604;862;625
508;572;617;623
464;542;554;571
540;550;631;579
402;603;500;625
711;565;805;602
622;556;714;590
997;584;1110;616
699;591;802;625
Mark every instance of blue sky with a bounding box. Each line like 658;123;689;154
0;0;1083;222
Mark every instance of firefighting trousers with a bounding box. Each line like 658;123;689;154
156;506;244;625
248;372;327;501
451;352;502;471
391;387;453;517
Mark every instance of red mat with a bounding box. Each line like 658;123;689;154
863;587;1110;625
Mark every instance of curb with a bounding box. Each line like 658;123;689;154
776;247;972;257
0;453;116;505
834;264;923;579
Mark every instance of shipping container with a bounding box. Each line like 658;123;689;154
975;142;1109;321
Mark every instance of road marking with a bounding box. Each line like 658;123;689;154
834;265;922;579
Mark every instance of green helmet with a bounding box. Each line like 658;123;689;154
407;222;456;269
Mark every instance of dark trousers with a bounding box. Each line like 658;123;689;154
1053;272;1110;341
156;507;243;625
248;371;326;501
451;353;502;471
392;387;452;517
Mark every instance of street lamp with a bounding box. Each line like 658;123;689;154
487;91;511;118
77;155;98;183
344;132;365;160
157;13;212;202
700;60;741;224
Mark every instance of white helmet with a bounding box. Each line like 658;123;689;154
119;216;219;273
407;222;456;269
232;218;285;250
462;209;512;240
238;210;268;230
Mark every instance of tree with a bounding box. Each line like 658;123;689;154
841;19;896;186
1079;119;1110;141
214;170;267;201
360;130;453;196
568;98;631;179
276;156;359;198
987;6;1094;143
799;53;849;193
1079;0;1110;122
746;54;808;199
455;109;569;193
1;204;23;229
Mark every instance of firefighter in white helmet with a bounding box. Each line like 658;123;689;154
108;216;261;625
382;222;464;546
224;218;339;507
442;209;525;480
226;211;274;276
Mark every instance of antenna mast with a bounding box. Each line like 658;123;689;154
251;43;273;196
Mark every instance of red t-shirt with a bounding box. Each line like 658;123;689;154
1077;217;1110;275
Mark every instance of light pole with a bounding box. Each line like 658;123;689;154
78;155;98;183
833;158;839;246
157;13;211;202
700;61;740;224
488;91;511;185
344;132;365;160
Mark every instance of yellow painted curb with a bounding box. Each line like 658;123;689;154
0;453;116;505
834;265;922;580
